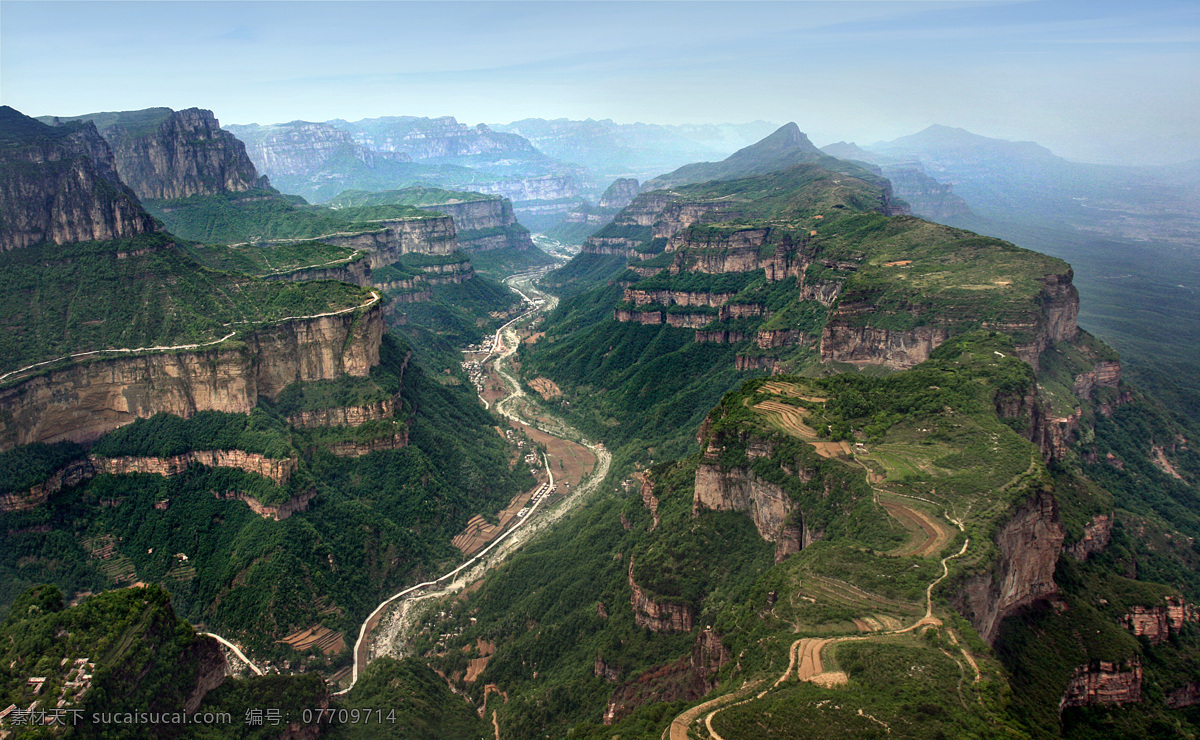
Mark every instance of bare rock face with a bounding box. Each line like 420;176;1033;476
97;108;262;200
638;471;660;530
1066;514;1114;561
602;628;729;725
2;451;318;520
1123;597;1193;644
182;635;228;713
215;489;317;521
96;450;296;485
628;557;694;633
693;463;806;562
316;215;459;266
1167;682;1200;709
286;399;395;429
819;324;951;370
413;197;535;253
953;490;1065;643
821;271;1080;371
325;433;409;458
0;305;383;450
0;108;158;251
599;178;640;210
0;457;98;511
467;174;579;204
1060;659;1142;710
1072;360;1122;399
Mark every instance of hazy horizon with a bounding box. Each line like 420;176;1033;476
3;0;1197;166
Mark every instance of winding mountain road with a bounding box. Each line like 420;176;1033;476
332;270;611;696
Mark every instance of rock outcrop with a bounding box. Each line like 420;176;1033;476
1167;682;1200;709
1123;597;1192;644
2;452;317;520
693;462;808;563
0;304;383;449
819;325;951;370
413;197;535;253
325;433;409;458
286;399;395;429
86;108;262;200
602;628;729;725
628;557;693;633
1060;659;1142;710
0;457;96;511
599;178;640;210
215;488;317;521
638;472;660;531
182;635;228;713
952;490;1065;643
0;106;158;251
822;271;1080;370
1066;514;1114;561
96;450;296;485
314;216;459;266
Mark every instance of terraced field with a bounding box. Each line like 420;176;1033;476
752;399;850;458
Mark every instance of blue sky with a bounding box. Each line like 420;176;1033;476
2;0;1197;164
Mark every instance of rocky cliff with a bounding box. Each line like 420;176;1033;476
599;178;640;210
1066;513;1114;560
822;271;1080;370
601;628;729;725
78;108;263;200
628;557;694;633
693;463;806;562
465;174;580;204
313;215;459;266
286;399;395;428
1123;597;1192;644
1;452;316;520
1060;659;1143;710
182;635;228;713
0;304;383;449
952;490;1065;643
0;106;158;251
229;120;403;177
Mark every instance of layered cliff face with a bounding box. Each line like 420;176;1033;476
465;174;580;204
599;178;640;210
0;304;383;449
228;120;400;177
821;266;1079;371
75;108;263;199
628;557;694;633
314;215;459;265
693;463;805;562
0;106;158;251
1123;597;1193;644
601;628;729;725
953;491;1066;643
1060;659;1143;710
413;196;535;253
334;116;543;160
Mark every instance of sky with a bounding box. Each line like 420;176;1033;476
2;0;1197;165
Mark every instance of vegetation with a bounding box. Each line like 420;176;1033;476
0;335;534;653
0;232;371;375
179;240;363;278
145;189;432;245
0;584;219;739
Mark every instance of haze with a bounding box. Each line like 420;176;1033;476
2;0;1197;165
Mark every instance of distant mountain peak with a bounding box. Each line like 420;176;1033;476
728;122;818;161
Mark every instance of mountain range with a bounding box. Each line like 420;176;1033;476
1;103;1199;740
